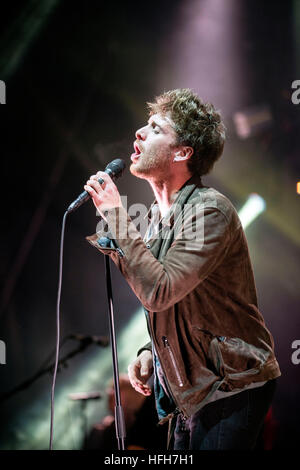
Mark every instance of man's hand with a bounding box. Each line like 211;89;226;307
128;350;153;396
84;171;122;218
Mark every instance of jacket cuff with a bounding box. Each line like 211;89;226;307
85;205;141;257
137;341;152;357
104;206;141;247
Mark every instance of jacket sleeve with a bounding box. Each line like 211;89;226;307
86;205;231;312
137;341;152;357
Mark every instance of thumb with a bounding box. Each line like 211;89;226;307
140;362;149;377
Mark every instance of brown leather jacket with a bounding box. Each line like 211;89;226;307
86;174;281;418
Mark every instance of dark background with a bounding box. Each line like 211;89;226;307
0;0;299;449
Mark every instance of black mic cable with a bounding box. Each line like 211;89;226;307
49;210;68;450
49;158;126;450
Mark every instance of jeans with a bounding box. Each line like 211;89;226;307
173;379;277;450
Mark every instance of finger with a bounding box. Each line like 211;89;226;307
140;364;150;377
130;375;151;392
137;388;152;396
84;185;98;197
96;171;114;185
91;174;105;186
139;383;151;393
128;364;140;384
129;375;151;396
140;357;152;377
133;383;152;396
128;364;146;387
86;179;103;192
140;385;152;396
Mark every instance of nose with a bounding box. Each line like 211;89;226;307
135;125;146;141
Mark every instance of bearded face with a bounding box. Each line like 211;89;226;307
130;113;179;180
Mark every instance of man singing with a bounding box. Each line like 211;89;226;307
85;89;281;450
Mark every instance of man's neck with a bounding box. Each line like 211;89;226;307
148;172;192;218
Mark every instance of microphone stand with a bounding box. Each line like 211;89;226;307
66;170;127;450
0;338;98;403
104;255;126;451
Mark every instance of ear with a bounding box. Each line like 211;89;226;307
173;146;194;162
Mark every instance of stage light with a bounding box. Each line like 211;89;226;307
297;182;300;194
158;0;246;115
233;105;273;139
0;0;59;80
238;193;266;229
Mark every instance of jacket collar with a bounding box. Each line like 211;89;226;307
144;174;204;227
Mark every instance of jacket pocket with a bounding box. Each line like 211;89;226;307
209;336;270;379
192;326;270;381
162;336;184;387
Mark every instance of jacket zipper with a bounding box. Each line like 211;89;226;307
144;312;185;417
162;336;184;388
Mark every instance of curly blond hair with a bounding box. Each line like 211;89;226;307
147;88;226;177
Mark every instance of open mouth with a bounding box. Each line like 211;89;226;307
131;142;142;162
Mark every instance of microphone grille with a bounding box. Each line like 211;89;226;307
105;158;126;178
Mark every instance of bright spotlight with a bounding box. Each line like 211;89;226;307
238;193;266;229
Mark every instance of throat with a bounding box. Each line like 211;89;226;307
152;186;178;218
159;203;171;219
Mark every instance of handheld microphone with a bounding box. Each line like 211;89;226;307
67;158;126;213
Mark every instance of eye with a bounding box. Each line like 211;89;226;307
152;123;160;134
